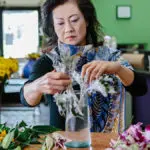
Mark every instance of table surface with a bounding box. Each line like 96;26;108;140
24;132;117;150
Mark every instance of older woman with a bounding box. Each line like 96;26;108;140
20;0;147;132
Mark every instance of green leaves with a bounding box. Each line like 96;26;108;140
0;121;61;150
32;125;61;134
0;123;10;133
14;146;21;150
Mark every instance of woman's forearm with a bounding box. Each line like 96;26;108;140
116;65;134;86
23;82;43;106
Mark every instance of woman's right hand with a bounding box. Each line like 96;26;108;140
24;70;71;106
33;70;71;95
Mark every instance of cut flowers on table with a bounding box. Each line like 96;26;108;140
106;122;150;150
41;132;71;150
0;121;60;150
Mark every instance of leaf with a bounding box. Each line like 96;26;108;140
45;135;54;150
18;121;27;128
8;142;18;149
32;125;61;135
16;128;31;142
0;123;10;133
14;146;22;150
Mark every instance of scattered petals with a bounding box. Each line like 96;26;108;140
42;133;71;150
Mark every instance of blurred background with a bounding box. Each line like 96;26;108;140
0;0;150;128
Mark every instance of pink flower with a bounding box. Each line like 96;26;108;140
145;125;150;143
107;122;150;150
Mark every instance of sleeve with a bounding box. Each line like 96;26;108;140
108;48;148;96
124;71;148;96
20;54;54;106
108;48;133;70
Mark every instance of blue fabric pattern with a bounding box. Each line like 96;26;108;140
46;42;133;132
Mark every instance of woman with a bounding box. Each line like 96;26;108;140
20;0;147;132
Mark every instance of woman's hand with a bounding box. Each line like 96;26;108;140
24;70;71;106
81;60;134;86
33;70;71;95
81;60;121;83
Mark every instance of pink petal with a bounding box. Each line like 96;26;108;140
145;125;150;132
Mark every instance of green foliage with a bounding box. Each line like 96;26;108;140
0;121;61;150
32;125;61;135
0;123;10;133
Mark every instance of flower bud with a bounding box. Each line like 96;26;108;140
2;130;15;149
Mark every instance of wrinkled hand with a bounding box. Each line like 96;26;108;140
34;70;71;95
81;60;121;83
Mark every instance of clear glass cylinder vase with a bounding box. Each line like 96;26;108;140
65;92;91;148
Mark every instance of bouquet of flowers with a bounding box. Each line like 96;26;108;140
47;44;119;121
106;122;150;150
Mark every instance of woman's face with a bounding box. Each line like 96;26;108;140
52;1;87;46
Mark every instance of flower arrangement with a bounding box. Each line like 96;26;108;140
48;44;119;120
106;122;150;150
0;57;18;79
54;72;119;118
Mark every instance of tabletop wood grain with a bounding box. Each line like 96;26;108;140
24;132;117;150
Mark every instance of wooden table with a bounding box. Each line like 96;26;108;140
24;132;117;150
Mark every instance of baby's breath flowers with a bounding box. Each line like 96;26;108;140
47;43;119;120
54;71;119;119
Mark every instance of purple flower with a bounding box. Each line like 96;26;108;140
107;122;150;150
145;125;150;144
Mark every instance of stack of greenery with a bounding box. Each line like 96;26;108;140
0;121;60;150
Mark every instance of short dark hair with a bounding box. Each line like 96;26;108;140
41;0;104;47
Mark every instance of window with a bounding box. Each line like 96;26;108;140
2;10;39;58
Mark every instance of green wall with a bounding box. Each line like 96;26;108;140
92;0;150;50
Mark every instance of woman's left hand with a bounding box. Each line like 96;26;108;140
81;60;121;83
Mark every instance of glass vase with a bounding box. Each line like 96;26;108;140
65;91;91;148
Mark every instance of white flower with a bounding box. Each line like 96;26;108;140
145;125;150;142
108;86;116;94
18;127;25;132
88;80;107;97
